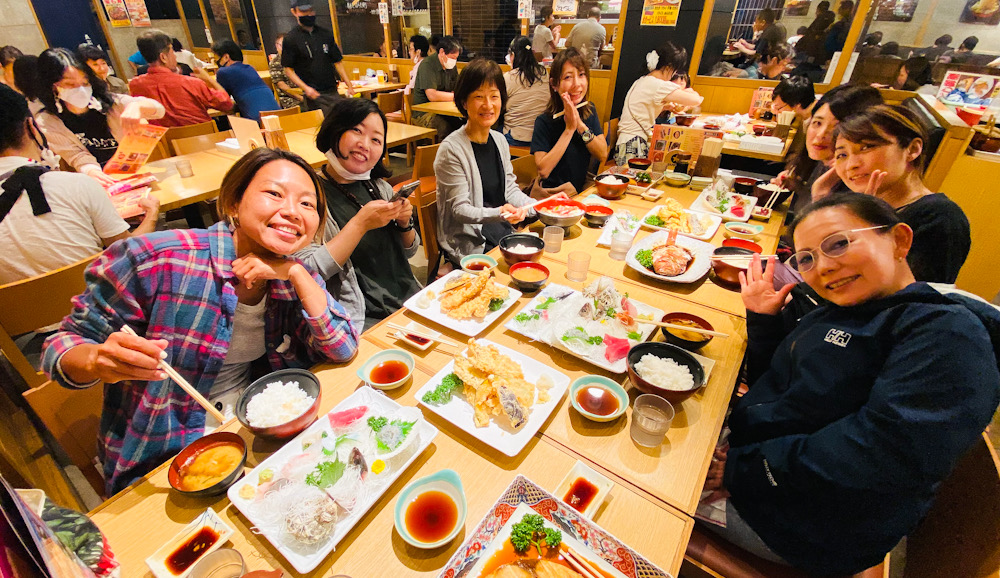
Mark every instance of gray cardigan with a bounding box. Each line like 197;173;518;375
296;178;420;334
434;127;533;263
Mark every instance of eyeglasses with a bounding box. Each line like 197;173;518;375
787;225;891;272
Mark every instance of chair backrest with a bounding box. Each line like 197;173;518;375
412;143;440;180
159;120;218;160
850;56;905;87
903;433;1000;578
411;179;440;282
402;91;414;124
171;129;234;156
278;109;325;133
605;117;619;161
0;255;97;389
511;154;538;192
377;91;404;116
23;381;105;498
258;106;301;122
243;50;269;71
509;146;531;159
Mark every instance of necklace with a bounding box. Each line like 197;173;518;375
326;174;380;211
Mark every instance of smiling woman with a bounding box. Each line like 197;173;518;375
41;148;359;496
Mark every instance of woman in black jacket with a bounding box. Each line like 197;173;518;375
703;193;1000;575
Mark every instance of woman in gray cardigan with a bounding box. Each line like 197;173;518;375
435;59;563;265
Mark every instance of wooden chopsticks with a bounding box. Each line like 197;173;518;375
648;320;729;338
552;100;590;119
120;325;227;423
385;322;463;348
564;548;601;578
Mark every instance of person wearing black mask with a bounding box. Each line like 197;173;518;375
281;0;356;115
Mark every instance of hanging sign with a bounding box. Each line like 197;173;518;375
378;1;390;23
518;0;532;18
392;0;404;14
102;0;132;27
552;0;577;16
640;0;681;26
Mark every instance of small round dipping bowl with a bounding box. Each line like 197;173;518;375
356;348;415;390
498;233;545;265
722;237;763;253
752;124;766;136
626;342;706;404
723;221;763;241
674;113;697;126
509;262;550;292
236;369;321;440
711;246;761;286
662;172;691;188
660;312;714;352
627;157;652;171
188;548;245;578
570;375;628;422
168;432;247;497
460;253;497;274
583;205;614;227
395;469;467;549
733;177;758;196
595;173;629;199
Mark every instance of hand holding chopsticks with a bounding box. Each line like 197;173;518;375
120;325;227;423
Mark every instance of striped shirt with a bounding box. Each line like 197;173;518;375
42;223;358;495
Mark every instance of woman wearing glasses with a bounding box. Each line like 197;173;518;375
830;104;970;283
700;193;1000;575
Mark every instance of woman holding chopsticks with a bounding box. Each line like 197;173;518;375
42;148;359;495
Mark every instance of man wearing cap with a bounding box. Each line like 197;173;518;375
282;0;355;114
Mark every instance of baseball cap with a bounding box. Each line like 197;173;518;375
290;0;313;9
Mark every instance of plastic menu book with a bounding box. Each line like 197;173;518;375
103;124;168;175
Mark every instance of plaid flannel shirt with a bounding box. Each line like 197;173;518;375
42;223;358;495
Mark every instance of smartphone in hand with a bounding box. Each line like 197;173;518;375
389;180;419;203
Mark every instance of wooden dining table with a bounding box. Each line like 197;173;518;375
88;178;790;577
411;101;463;118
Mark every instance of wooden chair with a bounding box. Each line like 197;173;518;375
257;105;301;123
511;154;538;192
158;120;218;160
278;109;324;133
0;255;97;390
509;145;531;158
243;50;269;71
410;178;441;284
605;117;619;162
412;143;440;180
171;129;234;156
402;91;414;125
23;381;105;497
377;91;404;123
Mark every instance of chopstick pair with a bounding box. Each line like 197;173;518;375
500;197;548;219
648;320;729;338
552;100;590;119
761;187;782;212
564;548;602;578
120;325;227;423
385;322;463;348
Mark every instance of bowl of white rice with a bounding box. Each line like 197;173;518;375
235;369;321;439
626;342;705;404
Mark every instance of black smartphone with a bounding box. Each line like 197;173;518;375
389;180;420;202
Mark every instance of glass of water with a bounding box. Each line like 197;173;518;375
609;229;633;261
630;394;675;447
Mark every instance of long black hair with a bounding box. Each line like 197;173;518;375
509;36;545;87
315;97;391;180
36;48;114;116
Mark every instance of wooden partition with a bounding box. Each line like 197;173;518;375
939;153;997;302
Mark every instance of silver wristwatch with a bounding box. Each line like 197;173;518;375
580;128;594;144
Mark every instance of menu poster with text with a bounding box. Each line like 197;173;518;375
518;0;533;19
650;125;724;168
640;0;681;26
553;0;578;15
749;87;774;119
104;124;168;175
124;0;151;26
101;0;132;26
937;71;1000;106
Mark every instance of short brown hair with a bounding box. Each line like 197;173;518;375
217;147;327;241
834;104;929;173
454;58;507;120
545;47;593;119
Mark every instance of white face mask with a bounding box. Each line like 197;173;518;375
444;57;458;70
325;150;371;181
505;54;513;67
58;85;93;109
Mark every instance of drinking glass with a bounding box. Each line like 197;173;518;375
175;159;194;178
609;229;632;261
543;226;563;253
630;394;674;447
566;251;590;282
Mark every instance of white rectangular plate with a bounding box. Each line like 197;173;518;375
415;340;569;457
640;207;722;241
504;284;664;374
403;270;522;336
227;387;438;574
689;191;758;222
626;231;715;284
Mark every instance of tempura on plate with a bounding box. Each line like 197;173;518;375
453;339;540;429
438;272;510;320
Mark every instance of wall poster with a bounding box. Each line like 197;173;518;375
784;0;811;16
640;0;681;26
552;0;578;16
874;0;919;22
960;0;1000;24
102;0;132;27
124;0;151;26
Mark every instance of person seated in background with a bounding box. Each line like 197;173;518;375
532;6;560;62
297;98;420;332
772;84;883;219
787;26;808;49
429;34;442;56
616;42;703;165
728;42;791;80
828;104;970;283
502;36;550;148
0;84;158;286
42;147;359;496
822;0;855;62
889;56;932;90
78;45;129;95
211;39;279;121
236;30;256;51
914;34;952;61
412;35;463;139
704;193;999;575
35;48;166;187
795;0;834;65
268;33;304;109
405;35;429;95
0;45;23;89
172;38;208;72
129;29;233;127
127;49;147;76
879;41;901;57
532;48;607;194
771;75;815;122
940;35;978;64
734;8;786;62
11;55;42;114
566;7;606;69
436;59;550;266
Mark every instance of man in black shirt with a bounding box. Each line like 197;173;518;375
281;0;355;115
412;36;463;139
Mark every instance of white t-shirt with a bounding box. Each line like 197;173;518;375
176;49;207;70
617;76;684;145
533;24;555;60
503;69;550;143
0;157;129;286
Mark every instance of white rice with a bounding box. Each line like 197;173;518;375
506;243;540;255
634;354;695;391
245;381;315;428
598;175;622;185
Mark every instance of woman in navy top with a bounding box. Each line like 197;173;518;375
211;40;279;121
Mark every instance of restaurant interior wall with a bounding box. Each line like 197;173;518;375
1;0;47;55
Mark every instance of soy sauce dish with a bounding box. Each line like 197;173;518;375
394;469;467;549
357;349;415;390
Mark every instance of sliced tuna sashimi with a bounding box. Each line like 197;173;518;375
328;406;368;430
604;334;631;363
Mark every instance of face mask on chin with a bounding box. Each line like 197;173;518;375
58;85;94;110
505;53;513;66
325;149;371;181
298;14;316;27
444;57;458;70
